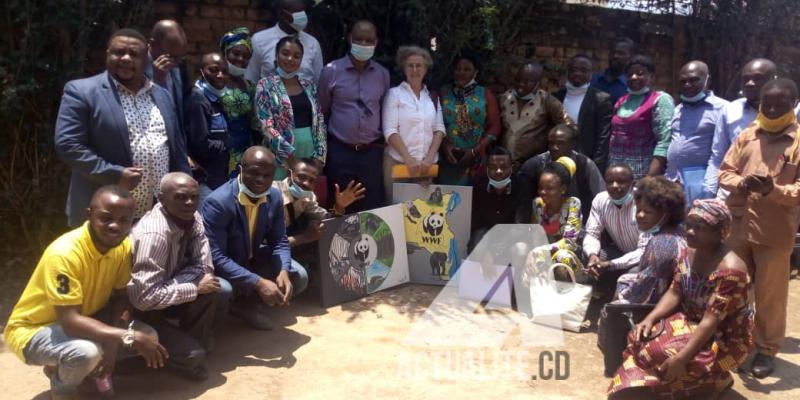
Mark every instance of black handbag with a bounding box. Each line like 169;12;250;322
597;303;666;377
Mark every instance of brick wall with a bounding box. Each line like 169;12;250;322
152;0;273;75
152;1;686;97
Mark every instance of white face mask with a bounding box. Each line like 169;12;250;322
228;63;246;77
565;81;589;94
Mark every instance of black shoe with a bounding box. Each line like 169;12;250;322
750;353;775;379
173;365;209;382
230;302;275;331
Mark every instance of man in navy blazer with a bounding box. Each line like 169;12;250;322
55;28;190;227
201;146;308;330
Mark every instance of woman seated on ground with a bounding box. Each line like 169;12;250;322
608;199;752;400
530;157;583;277
614;175;687;304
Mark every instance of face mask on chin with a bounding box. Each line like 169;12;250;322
238;175;269;198
276;66;299;80
228;63;246;77
488;175;511;189
610;191;633;206
755;108;797;133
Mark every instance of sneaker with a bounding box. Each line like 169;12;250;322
750;353;775;379
230;302;275;331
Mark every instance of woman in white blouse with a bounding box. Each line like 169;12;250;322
382;45;446;201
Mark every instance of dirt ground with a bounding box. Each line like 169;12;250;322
1;274;799;399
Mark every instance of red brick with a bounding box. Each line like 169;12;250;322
200;5;224;18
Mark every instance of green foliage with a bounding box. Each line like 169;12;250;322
0;0;152;259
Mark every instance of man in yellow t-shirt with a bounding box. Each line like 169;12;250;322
4;186;167;399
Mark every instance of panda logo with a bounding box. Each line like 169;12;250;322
353;234;377;264
423;212;445;236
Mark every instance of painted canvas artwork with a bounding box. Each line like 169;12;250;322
319;204;409;307
392;183;473;285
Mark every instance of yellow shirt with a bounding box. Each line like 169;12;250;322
3;223;132;361
237;190;267;258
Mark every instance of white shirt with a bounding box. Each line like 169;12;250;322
245;25;324;84
382;82;446;162
114;79;169;218
563;91;585;122
582;191;650;270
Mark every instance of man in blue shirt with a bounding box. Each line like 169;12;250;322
201;146;308;331
666;61;728;202
590;37;635;106
703;58;777;197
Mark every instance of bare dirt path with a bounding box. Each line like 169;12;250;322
1;280;799;399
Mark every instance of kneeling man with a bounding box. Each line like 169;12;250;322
4;186;167;399
128;172;220;381
201;146;309;330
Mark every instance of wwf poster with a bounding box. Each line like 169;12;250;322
318;204;409;308
392;183;473;286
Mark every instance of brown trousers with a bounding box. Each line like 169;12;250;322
730;239;791;357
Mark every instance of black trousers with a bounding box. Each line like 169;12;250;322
134;293;217;371
324;137;385;212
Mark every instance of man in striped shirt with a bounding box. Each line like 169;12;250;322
581;163;650;300
128;172;220;381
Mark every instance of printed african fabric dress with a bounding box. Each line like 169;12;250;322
608;267;753;398
615;229;687;304
531;196;583;272
221;81;256;174
608;90;674;180
439;84;487;185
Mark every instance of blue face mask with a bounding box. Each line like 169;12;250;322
288;180;314;199
610;191;633;206
228;63;246;77
513;88;535;101
197;77;227;98
290;11;308;32
350;43;375;62
276;66;299;80
627;86;651;96
489;176;511;189
641;215;666;235
238;176;269;199
680;90;707;104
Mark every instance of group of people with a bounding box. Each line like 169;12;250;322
4;0;800;398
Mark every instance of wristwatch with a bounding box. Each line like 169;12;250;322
121;321;135;348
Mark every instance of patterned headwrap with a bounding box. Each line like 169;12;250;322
688;199;732;237
555;156;577;178
220;27;252;54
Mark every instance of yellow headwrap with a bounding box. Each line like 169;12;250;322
555;156;577;178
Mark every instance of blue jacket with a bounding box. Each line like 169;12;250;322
200;178;291;293
54;71;190;226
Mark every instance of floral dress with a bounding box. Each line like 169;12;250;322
531;196;583;271
615;228;688;304
254;73;327;171
609;266;753;398
220;81;256;173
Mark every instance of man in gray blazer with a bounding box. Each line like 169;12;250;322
55;28;190;227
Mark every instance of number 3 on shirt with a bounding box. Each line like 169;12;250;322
56;274;70;294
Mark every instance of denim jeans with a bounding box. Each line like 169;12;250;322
217;259;309;317
23;321;155;395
